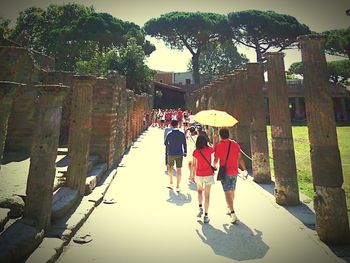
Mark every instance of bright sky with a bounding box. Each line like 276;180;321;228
1;0;349;72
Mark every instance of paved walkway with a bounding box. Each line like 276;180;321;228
57;127;343;263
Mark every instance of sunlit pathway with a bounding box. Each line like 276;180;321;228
58;127;341;263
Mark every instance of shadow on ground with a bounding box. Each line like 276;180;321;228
196;221;269;261
167;190;192;206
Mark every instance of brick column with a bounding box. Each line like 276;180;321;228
232;70;252;169
66;76;96;197
24;85;69;231
0;82;22;167
126;90;134;148
265;52;299;205
115;76;127;162
90;75;119;167
247;64;271;183
298;34;349;244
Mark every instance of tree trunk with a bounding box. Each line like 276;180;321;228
192;53;200;86
255;45;263;62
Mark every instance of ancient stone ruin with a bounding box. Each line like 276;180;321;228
0;39;153;261
186;34;350;245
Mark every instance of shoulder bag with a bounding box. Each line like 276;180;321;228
198;149;216;174
217;141;231;181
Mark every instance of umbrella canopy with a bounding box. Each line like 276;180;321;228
193;110;238;127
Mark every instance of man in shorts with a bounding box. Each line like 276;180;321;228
164;120;187;192
214;128;248;224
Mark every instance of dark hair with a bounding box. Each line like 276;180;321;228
171;120;178;127
219;128;229;139
196;134;209;150
198;131;209;142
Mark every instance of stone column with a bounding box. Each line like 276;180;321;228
298;34;349;244
232;70;252;169
24;84;69;231
66;76;96;197
247;64;271;183
0;82;22;168
90;74;119;167
264;52;299;205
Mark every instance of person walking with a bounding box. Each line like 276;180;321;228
187;126;198;183
213;128;248;224
192;134;215;223
164;122;174;175
164;120;187;192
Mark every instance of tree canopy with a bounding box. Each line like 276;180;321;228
188;40;248;83
0;17;12;38
323;28;350;59
9;4;154;71
76;38;155;94
288;60;350;84
144;11;227;85
227;10;310;62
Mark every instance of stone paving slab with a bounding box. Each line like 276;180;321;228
51;187;78;221
27;238;65;263
31;166;118;262
56;127;346;263
0;220;44;262
85;163;108;194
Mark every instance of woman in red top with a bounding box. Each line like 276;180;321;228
192;134;215;224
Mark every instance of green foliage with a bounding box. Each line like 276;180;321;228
75;51;108;77
323;28;350;59
268;126;350;216
0;17;12;38
144;11;227;84
188;40;249;83
9;3;154;71
327;60;350;83
288;62;304;75
288;60;350;84
227;10;310;62
76;38;155;94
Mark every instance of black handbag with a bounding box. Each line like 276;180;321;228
217;141;231;181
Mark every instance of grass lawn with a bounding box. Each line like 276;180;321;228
266;126;350;219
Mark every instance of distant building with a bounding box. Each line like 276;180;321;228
173;71;193;85
153;70;173;85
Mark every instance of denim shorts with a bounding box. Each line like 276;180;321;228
221;175;237;192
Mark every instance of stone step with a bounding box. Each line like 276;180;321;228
55;154;100;175
85;163;108;195
87;155;100;173
51;187;78;221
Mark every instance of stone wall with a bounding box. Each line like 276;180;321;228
5;85;38;153
0;47;46;84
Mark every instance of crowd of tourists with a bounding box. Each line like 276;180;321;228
151;108;194;129
161;111;248;225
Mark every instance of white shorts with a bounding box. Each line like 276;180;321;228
195;175;215;188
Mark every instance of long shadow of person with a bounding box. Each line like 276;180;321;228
196;221;269;261
167;190;192;206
